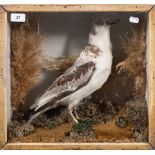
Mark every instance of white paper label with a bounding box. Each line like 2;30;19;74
129;16;139;24
10;13;26;22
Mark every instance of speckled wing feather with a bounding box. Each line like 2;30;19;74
30;61;95;114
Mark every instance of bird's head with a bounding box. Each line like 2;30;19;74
93;17;120;26
91;17;120;35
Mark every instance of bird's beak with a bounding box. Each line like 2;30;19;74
107;19;120;25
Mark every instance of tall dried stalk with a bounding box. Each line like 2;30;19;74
11;18;42;111
43;56;77;72
118;24;145;75
118;23;146;96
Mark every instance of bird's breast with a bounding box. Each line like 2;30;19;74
67;51;113;104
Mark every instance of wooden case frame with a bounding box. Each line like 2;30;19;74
0;4;155;150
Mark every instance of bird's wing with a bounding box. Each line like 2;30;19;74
30;61;96;112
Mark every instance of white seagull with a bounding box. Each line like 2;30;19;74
27;18;119;123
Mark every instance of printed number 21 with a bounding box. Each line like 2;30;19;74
16;16;20;19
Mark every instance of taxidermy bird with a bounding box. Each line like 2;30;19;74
27;18;119;123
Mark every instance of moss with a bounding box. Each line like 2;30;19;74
73;119;94;132
8;121;34;140
115;117;128;128
75;101;117;123
45;120;58;129
122;97;148;142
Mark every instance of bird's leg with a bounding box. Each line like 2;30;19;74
68;104;78;124
74;106;80;120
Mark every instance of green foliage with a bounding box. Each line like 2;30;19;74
73;119;93;132
115;117;128;128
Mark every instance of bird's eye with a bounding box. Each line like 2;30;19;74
95;21;101;25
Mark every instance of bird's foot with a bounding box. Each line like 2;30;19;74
74;106;80;120
73;117;79;124
116;61;127;74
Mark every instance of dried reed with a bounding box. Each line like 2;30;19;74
43;56;77;72
117;23;146;96
11;16;42;111
118;24;145;76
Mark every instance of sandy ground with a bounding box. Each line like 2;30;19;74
9;112;136;143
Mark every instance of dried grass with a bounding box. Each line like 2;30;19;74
117;23;146;97
115;23;147;141
43;56;77;72
118;24;146;76
11;16;42;111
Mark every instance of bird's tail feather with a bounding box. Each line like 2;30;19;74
23;103;57;123
23;92;67;122
28;105;54;122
